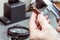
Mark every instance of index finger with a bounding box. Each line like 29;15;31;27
29;12;37;30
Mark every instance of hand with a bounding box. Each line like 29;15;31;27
29;12;59;40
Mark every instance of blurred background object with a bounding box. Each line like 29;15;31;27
36;0;47;9
53;2;60;11
0;0;60;40
20;0;32;11
52;0;60;2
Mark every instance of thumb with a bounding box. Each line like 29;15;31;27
29;12;37;31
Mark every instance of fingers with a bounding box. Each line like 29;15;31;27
56;20;60;32
56;26;60;32
37;13;49;27
47;19;50;24
45;15;50;24
45;15;48;20
29;12;50;30
29;12;37;30
30;12;37;22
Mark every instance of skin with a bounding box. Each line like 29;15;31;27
29;12;60;40
56;19;60;32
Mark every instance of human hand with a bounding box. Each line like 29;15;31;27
29;12;59;40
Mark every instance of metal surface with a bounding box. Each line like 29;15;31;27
43;0;60;19
0;12;31;40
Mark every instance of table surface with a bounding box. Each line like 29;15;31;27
0;12;31;40
0;8;60;40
